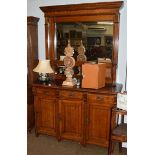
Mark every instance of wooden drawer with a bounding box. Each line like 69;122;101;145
87;93;115;104
60;90;83;100
34;88;56;97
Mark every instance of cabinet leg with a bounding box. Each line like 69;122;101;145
119;142;122;153
108;142;111;155
57;136;61;142
112;142;115;153
35;130;39;137
80;141;86;147
108;141;115;155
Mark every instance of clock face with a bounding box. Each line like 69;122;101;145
64;56;75;68
77;54;87;61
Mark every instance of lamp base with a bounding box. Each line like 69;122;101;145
38;73;51;82
37;74;52;86
37;79;50;85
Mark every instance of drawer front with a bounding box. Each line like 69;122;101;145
87;93;115;104
60;90;83;100
34;88;56;98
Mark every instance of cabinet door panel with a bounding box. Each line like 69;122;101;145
86;103;110;147
59;100;83;141
35;97;56;136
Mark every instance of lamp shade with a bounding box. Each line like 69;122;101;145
33;60;54;73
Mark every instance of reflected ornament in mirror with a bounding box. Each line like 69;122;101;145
64;40;74;57
77;40;87;61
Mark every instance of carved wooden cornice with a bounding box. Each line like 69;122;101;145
40;1;123;17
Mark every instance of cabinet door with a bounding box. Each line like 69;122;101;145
86;102;111;147
35;96;57;136
59;100;83;142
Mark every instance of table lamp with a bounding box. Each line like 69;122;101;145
33;59;54;83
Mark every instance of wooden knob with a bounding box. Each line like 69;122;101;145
96;96;103;101
69;92;74;97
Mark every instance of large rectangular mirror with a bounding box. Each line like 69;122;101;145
56;21;113;61
40;1;123;84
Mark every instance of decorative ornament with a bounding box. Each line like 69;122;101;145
63;56;75;68
77;40;87;61
62;40;76;86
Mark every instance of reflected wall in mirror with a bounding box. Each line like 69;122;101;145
56;22;113;61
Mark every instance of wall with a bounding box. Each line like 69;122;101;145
27;0;127;90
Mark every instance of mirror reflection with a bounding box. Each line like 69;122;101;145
56;21;113;61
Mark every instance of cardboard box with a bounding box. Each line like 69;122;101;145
82;63;106;89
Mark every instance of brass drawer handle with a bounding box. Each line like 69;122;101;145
69;92;74;97
96;96;103;101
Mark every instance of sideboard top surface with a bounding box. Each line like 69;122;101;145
32;81;122;95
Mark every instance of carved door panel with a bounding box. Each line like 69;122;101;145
35;96;57;136
59;100;83;142
86;102;111;147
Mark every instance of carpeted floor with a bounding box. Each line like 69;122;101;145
27;130;127;155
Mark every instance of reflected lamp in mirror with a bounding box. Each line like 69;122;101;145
33;60;54;83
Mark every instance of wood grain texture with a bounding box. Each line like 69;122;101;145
27;16;39;131
34;88;57;136
40;1;123;15
32;83;122;148
86;104;110;147
59;99;83;142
